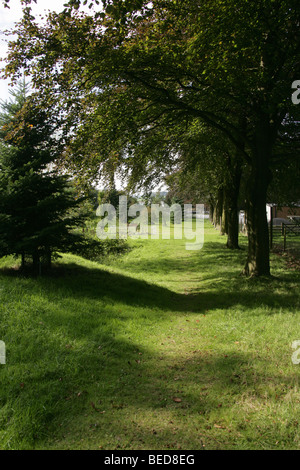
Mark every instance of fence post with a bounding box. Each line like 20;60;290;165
283;225;287;251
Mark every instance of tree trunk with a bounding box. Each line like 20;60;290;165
244;177;270;276
212;203;217;227
220;188;228;236
225;159;242;249
209;202;214;224
226;189;240;249
214;188;223;229
244;120;273;276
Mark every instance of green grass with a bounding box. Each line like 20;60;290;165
0;220;300;450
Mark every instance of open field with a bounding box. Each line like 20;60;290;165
0;220;299;450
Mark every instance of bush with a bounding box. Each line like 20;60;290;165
70;236;130;262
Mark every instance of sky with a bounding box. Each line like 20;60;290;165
0;0;97;102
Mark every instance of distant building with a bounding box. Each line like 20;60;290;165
266;204;300;223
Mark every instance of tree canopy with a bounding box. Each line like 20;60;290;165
3;0;300;275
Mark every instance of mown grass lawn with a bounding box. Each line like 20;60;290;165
0;220;299;450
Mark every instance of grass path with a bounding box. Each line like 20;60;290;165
0;221;300;449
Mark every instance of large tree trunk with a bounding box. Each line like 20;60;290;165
244;174;270;275
244;120;273;276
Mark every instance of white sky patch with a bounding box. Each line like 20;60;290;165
0;0;66;100
0;0;101;101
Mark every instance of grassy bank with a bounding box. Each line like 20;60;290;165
0;221;299;449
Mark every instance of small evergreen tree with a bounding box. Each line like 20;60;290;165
0;83;85;274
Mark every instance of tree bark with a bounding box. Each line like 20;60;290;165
244;119;273;276
226;205;239;249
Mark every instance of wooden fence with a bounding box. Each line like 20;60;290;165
270;217;300;255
